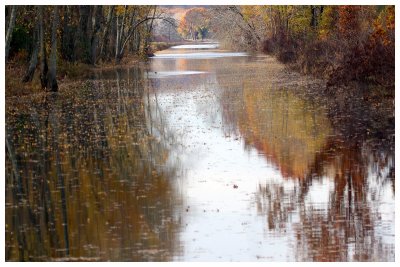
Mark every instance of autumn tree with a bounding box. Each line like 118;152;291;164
338;6;361;41
209;6;263;50
319;6;339;40
179;8;210;40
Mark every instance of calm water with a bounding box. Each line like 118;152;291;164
5;44;395;261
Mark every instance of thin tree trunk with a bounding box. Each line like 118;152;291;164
76;6;91;63
61;6;74;61
119;17;160;61
99;6;114;62
115;15;120;62
144;6;157;55
115;6;128;63
90;6;102;64
119;6;128;46
22;23;39;83
38;6;48;89
310;6;317;28
134;29;141;52
5;5;17;62
47;6;59;92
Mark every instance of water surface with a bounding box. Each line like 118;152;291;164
5;43;394;261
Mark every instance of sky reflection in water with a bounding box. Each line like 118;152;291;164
5;44;394;261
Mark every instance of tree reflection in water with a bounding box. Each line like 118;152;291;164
6;51;394;261
219;81;394;261
5;67;183;261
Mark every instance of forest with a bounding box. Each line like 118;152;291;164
5;5;395;96
5;6;176;92
175;6;395;92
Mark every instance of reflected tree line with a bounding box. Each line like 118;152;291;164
218;74;394;261
5;67;182;261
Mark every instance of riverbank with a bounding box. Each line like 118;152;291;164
245;40;395;144
268;54;395;145
6;41;394;145
298;78;394;149
5;41;188;98
281;59;395;144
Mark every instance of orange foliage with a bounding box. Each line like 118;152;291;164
338;5;361;40
371;6;395;47
178;8;209;39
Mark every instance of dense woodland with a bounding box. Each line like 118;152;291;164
5;5;395;95
211;6;394;92
5;5;175;92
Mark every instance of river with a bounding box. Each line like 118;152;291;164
5;43;395;261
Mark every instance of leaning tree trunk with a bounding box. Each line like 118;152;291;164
5;5;17;62
47;6;59;92
22;23;39;83
38;6;48;89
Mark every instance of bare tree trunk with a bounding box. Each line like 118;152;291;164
22;23;39;83
90;6;103;64
144;6;157;55
38;6;48;89
115;16;120;62
5;6;10;30
76;6;91;63
114;7;165;63
134;30;141;52
115;6;128;63
99;6;114;62
5;5;17;62
47;6;59;92
118;17;161;63
310;5;324;29
119;6;128;46
61;6;74;61
310;6;318;28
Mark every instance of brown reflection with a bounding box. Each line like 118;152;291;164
218;76;394;261
5;67;182;261
292;138;394;261
252;125;394;261
176;58;188;71
221;83;331;179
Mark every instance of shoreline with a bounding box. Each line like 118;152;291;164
6;43;394;144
